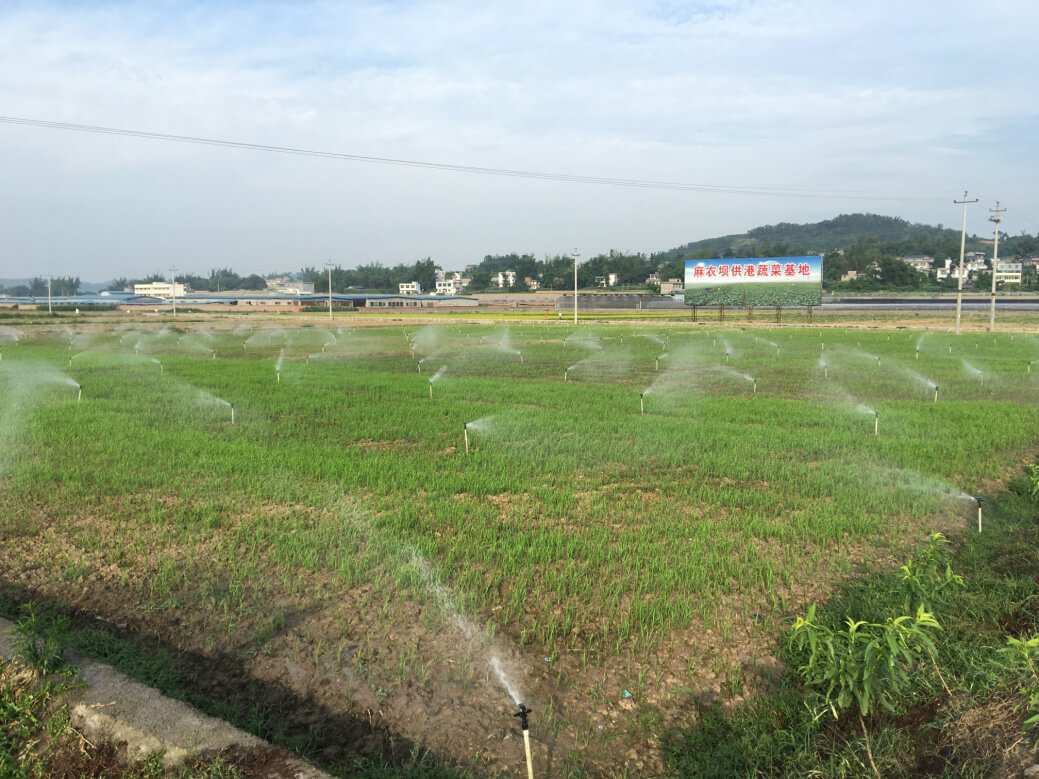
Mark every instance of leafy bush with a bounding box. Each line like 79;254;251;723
13;603;69;674
1000;635;1039;731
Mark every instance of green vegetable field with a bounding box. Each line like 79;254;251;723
684;281;821;307
0;319;1036;775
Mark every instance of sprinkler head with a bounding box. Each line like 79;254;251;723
513;703;532;731
974;496;983;507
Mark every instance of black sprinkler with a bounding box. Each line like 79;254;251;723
514;702;532;731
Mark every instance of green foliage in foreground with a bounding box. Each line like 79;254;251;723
13;603;70;674
664;472;1039;777
791;604;941;720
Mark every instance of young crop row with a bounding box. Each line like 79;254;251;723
1;325;1038;660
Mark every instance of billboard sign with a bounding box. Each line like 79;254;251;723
684;256;822;307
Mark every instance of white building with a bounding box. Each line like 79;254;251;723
434;272;470;295
524;276;540;291
494;270;517;288
266;278;315;295
995;261;1023;284
900;256;934;274
399;281;422;295
133;282;189;298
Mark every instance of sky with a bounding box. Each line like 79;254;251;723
1;0;1037;281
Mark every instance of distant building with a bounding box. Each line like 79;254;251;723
900;255;934;274
266;278;315;295
133;282;189;297
659;278;684;294
434;268;447;284
435;273;470;295
399;281;422;295
524;276;540;291
494;270;517;288
646;272;662;285
840;270;860;282
995;261;1023;284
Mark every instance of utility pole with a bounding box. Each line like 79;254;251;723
572;248;580;324
988;202;1005;332
325;260;334;321
953;191;978;335
169;266;178;317
46;273;53;315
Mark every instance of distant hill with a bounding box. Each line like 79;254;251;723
658;213;984;259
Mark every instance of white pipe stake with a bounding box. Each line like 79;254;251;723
523;730;534;779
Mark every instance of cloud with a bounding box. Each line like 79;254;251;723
0;1;1036;277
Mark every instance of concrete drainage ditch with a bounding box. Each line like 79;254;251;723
0;616;330;778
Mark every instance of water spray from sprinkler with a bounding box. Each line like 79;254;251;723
513;704;535;779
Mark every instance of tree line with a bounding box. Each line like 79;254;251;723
5;214;1037;297
0;276;81;297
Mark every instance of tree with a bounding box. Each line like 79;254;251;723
873;257;924;289
239;274;267;290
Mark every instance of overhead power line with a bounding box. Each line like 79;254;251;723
0;114;936;202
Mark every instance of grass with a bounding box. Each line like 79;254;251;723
1;320;1038;773
663;469;1039;777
